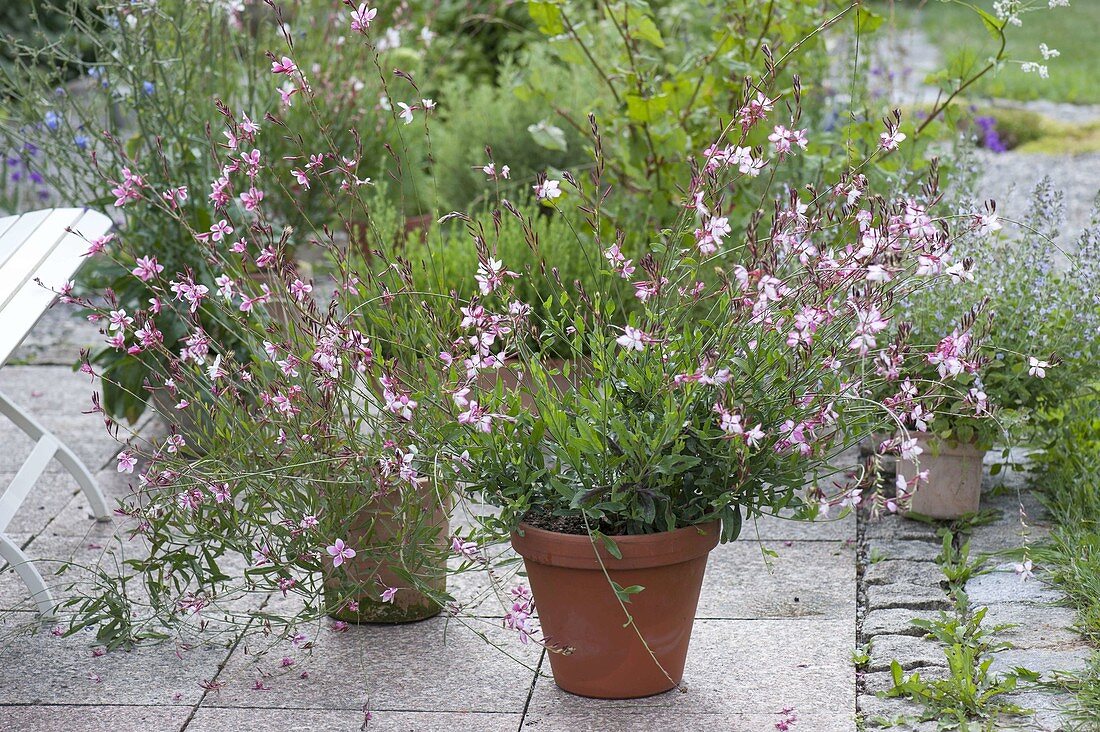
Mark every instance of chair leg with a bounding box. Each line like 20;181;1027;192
51;443;111;521
0;388;112;521
0;532;55;618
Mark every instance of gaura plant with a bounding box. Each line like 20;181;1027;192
425;109;998;694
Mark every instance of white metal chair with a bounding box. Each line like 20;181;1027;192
0;208;114;617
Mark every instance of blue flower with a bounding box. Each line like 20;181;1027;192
44;111;60;131
74;134;89;150
142;81;155;95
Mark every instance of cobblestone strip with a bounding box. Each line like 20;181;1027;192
855;469;1091;731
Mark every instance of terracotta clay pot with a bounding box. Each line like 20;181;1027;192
511;521;720;698
325;480;449;623
898;434;986;519
476;358;581;411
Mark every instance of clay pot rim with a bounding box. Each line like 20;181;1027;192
511;521;720;571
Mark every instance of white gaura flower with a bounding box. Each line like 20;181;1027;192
615;326;651;352
1028;356;1050;378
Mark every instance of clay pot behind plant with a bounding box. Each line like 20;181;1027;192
476;358;582;411
348;214;432;258
511;521;720;699
325;480;449;623
898;434;986;519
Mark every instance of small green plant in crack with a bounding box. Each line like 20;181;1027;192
852;642;872;670
886;643;1037;730
936;533;988;592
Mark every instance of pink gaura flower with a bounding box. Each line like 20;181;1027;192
768;125;808;158
350;4;378;33
458;401;492;433
879;129;906;151
84;233;115;257
132;255;163;281
271;56;297;75
289;279;313;302
208;219;234;242
1014;559;1034;582
326;538;356;567
1028;357;1050;378
107;309;133;332
475;258;518;295
240;187;264;211
209;483;231;503
380;586;398;604
482;162;511;180
116;451;137;473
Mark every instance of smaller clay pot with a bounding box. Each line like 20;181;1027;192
898;434;986;519
511;521;719;699
475;358;581;411
325;480;449;623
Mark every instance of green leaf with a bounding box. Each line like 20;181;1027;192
629;15;664;48
528;0;564;35
594;530;622;559
625;93;668;123
527;120;568;151
963;2;1005;41
611;581;645;603
610;5;664;48
854;7;884;34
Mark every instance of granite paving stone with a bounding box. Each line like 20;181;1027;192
0;704;192;732
697;539;855;619
520;711;858;731
864;538;941;563
525;618;854;717
868;634;946;672
863;559;947;589
205;617;540;713
0;618;236;707
862;608;940;639
865;580;952;612
187;708;522;732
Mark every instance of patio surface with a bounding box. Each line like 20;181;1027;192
0;315;1089;731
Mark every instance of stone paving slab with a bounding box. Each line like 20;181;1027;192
698;539;855;620
205;617;540;713
188;708;521;732
525;617;854;718
0;619;236;707
0;704;192;732
0;365;102;413
519;711;857;731
868;634;945;673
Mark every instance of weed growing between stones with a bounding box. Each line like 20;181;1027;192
879;531;1040;729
